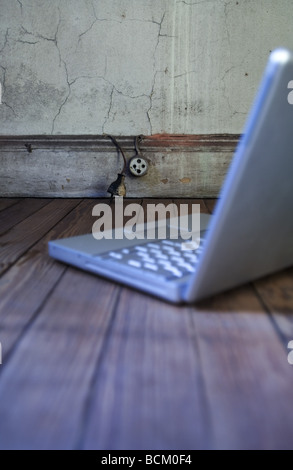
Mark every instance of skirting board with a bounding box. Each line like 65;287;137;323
0;134;239;198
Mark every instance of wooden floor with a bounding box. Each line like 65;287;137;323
0;198;293;450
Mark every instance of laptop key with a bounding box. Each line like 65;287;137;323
109;252;123;260
128;260;142;268
163;266;184;278
183;253;198;260
97;238;199;281
154;254;169;260
144;263;158;271
147;243;162;249
157;260;172;266
135;246;148;253
170;256;183;262
150;249;163;255
176;262;195;272
136;252;152;259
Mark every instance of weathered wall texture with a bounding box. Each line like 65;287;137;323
0;0;293;136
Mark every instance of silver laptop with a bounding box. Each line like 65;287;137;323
49;48;293;303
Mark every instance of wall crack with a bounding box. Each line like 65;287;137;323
17;0;23;15
51;60;71;134
2;101;16;116
0;29;9;54
102;85;115;133
17;40;40;45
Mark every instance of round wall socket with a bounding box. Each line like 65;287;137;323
129;156;148;177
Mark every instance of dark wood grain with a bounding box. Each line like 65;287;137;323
192;198;293;449
82;291;211;450
82;199;208;449
253;269;293;345
0;198;145;360
0;198;51;236
83;198;290;450
0;198;292;450
0;199;79;275
191;288;293;450
0;198;120;449
203;198;218;214
0;199;21;213
0;269;120;450
172;198;208;215
0;199;88;358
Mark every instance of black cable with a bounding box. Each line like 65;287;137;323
107;135;127;174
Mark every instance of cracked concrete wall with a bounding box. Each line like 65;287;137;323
1;0;293;135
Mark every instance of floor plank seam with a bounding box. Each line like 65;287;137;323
251;283;290;350
0;267;68;376
34;199;84;244
0;199;53;236
0;199;82;279
187;309;215;450
0;199;21;214
202;199;210;214
73;286;123;451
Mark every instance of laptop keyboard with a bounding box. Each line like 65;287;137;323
98;239;205;281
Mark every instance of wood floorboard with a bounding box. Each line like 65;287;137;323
253;270;293;346
0;199;21;213
0;199;79;276
82;290;212;450
0;198;51;236
0;198;292;450
0;269;120;450
190;287;293;450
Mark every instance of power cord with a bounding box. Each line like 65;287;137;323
106;135;127;199
107;135;127;174
106;135;145;200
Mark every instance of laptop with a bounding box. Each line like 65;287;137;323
49;48;293;303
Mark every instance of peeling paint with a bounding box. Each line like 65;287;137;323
180;177;191;184
161;179;169;184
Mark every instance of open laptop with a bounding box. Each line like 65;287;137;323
49;48;293;303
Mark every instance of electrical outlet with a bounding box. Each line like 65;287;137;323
129;156;148;177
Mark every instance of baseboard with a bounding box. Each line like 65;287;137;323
0;134;239;198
